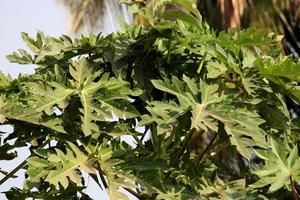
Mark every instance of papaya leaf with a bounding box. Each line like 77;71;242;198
252;139;300;192
26;142;96;189
150;76;267;160
27;82;74;114
78;72;140;136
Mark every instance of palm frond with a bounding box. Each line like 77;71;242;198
58;0;105;34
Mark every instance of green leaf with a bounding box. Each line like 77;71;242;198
206;60;227;79
79;92;101;136
26;143;95;190
95;142;136;200
21;32;43;54
0;72;12;90
79;73;140;136
26;157;52;186
0;98;65;133
70;58;94;88
190;80;222;131
27;82;74;114
258;58;300;82
256;57;300;102
171;0;202;20
252;139;300;192
162;9;202;30
45;142;95;189
151;76;190;106
6;50;33;64
151;76;267;159
223;108;267;160
141;100;188;136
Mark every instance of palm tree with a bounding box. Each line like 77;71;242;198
59;0;300;116
249;0;300;56
59;0;298;34
198;0;300;54
58;0;131;35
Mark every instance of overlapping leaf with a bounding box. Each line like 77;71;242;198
139;100;188;136
199;176;267;200
93;142;137;200
0;96;65;133
256;57;300;103
26;142;95;189
1;0;300;198
149;75;267;160
69;60;141;136
6;32;106;65
252;139;300;192
19;57;141;136
27;82;74;115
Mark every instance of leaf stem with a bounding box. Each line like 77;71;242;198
0;159;26;186
171;129;200;166
140;127;148;142
290;176;299;200
123;187;142;199
195;132;217;165
133;135;144;147
0;140;49;186
151;124;159;152
98;164;109;189
90;173;103;190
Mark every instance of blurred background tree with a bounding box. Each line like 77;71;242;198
60;0;300;56
198;0;300;56
197;0;300;116
59;0;131;34
60;0;300;115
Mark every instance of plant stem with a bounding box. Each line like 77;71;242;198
140;127;148;142
98;164;109;189
0;159;26;186
123;188;142;199
151;124;159;152
195;132;217;165
290;176;299;200
133;135;144;147
90;173;103;190
171;129;199;166
0;140;49;186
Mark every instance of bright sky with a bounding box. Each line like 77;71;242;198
0;0;125;199
0;0;67;77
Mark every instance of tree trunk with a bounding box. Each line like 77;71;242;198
220;0;246;29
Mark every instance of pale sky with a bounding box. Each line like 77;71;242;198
0;0;67;77
0;0;133;199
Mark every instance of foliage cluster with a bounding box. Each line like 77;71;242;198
0;0;300;199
